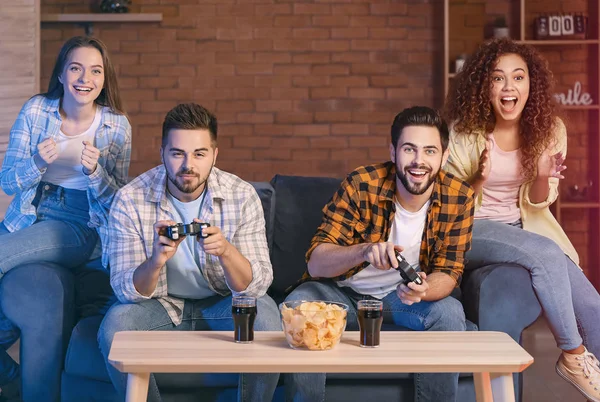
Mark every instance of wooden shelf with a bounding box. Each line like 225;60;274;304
41;13;163;35
562;105;600;110
41;13;163;23
516;39;599;45
560;202;600;209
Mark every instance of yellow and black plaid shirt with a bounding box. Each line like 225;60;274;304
303;161;475;287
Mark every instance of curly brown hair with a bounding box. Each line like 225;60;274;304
444;38;560;182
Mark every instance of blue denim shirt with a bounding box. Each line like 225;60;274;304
0;95;132;259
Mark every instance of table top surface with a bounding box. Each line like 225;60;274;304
108;331;534;374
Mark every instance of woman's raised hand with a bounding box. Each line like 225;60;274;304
475;135;493;182
34;138;58;169
537;148;566;180
81;140;100;175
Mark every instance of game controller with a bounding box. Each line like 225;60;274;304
393;250;423;286
162;222;210;240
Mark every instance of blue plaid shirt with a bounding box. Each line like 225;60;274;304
0;95;132;266
108;166;273;325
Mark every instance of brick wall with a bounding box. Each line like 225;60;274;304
41;0;444;180
40;0;597;277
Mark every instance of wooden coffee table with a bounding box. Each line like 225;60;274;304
108;331;533;402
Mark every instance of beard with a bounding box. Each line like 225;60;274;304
166;166;211;195
396;164;439;195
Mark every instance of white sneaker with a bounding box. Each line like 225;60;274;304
556;348;600;402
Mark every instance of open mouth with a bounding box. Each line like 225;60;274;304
74;85;93;94
406;168;430;181
500;96;518;112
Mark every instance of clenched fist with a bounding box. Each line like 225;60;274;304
81;140;100;175
34;138;58;169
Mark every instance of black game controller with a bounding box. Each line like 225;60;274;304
393;250;423;286
162;222;210;240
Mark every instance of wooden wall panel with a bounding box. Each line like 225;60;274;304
0;0;40;217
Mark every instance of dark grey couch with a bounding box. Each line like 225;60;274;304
0;174;542;402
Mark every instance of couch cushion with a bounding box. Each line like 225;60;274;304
249;181;276;252
64;315;111;382
74;260;116;319
64;315;250;388
269;174;342;299
61;371;116;402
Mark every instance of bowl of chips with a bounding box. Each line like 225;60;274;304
279;300;348;350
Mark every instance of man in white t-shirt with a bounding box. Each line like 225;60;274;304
98;104;284;402
285;106;476;402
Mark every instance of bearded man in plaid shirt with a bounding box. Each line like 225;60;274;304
98;103;284;402
286;106;476;402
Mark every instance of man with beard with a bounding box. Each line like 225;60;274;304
98;103;283;402
284;106;476;402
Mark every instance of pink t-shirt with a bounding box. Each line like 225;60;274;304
474;134;524;223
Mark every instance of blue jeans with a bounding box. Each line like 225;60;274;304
468;219;600;354
285;281;469;402
0;182;98;387
0;182;98;275
98;294;282;402
0;307;19;386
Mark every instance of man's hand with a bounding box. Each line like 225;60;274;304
195;218;230;257
151;220;184;267
396;272;429;305
34;138;58;169
362;242;403;270
81;140;101;175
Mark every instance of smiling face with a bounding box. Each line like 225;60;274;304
162;128;218;202
59;46;105;108
490;53;530;124
390;125;448;196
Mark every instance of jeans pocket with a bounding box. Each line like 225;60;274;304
61;190;91;221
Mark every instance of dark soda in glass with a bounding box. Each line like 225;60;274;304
357;306;383;347
232;305;257;343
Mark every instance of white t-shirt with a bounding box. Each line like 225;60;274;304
165;190;217;300
337;199;429;299
42;107;101;190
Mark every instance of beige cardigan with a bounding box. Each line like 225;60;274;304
444;120;580;265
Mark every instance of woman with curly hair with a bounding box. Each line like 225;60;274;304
444;38;600;401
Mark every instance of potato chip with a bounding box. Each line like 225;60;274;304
280;301;347;350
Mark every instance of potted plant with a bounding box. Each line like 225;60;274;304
493;16;510;38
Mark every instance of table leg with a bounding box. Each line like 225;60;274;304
490;373;515;402
474;372;493;402
126;372;150;402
